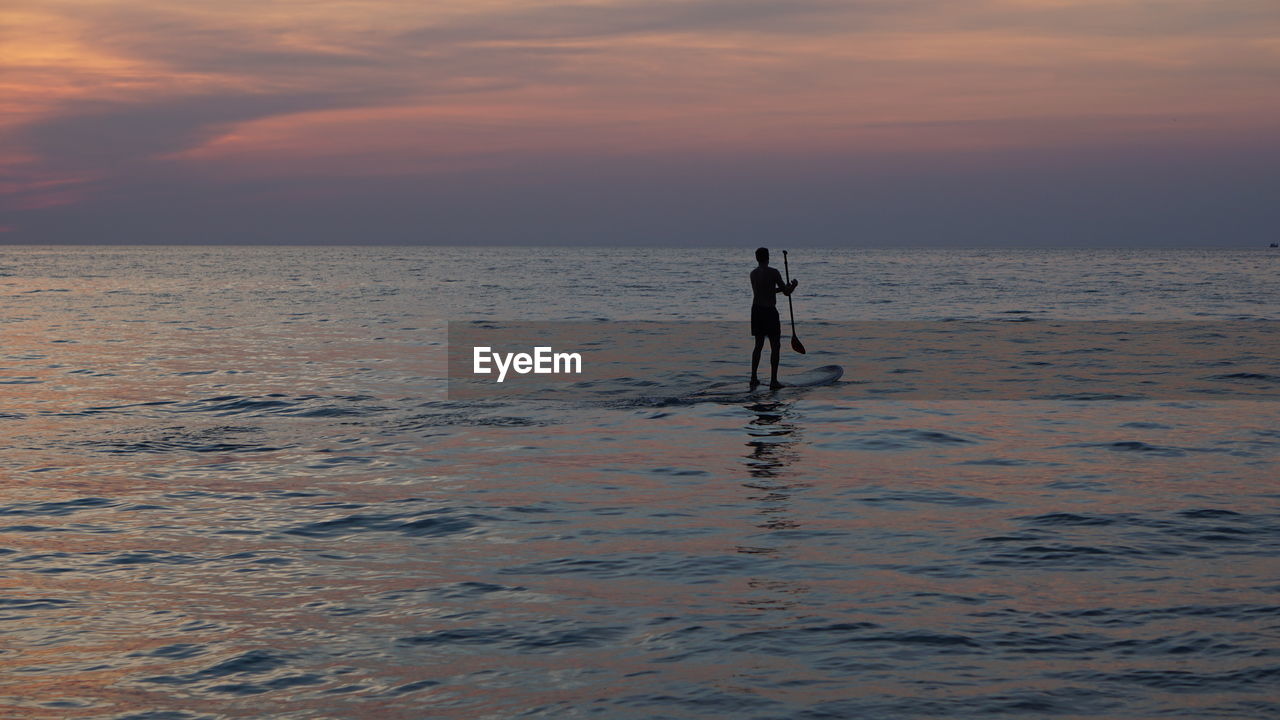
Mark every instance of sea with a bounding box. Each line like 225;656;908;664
1;246;1277;719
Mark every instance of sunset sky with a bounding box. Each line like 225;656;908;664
3;0;1278;245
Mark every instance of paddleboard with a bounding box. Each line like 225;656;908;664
696;364;844;399
776;364;843;388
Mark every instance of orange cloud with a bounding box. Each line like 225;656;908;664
2;0;1278;212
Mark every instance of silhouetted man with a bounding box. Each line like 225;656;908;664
750;247;798;389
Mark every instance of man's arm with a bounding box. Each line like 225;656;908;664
774;269;798;296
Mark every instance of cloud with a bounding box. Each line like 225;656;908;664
3;0;1278;243
11;0;1279;171
21;92;376;172
397;0;878;44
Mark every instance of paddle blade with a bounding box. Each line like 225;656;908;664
791;335;806;354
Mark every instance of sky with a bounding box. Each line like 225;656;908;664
2;0;1278;246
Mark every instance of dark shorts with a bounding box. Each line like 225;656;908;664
751;305;781;339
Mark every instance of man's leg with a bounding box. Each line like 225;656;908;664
750;335;765;384
769;334;782;388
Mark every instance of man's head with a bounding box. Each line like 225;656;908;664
755;247;769;265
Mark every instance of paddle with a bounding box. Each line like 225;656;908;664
782;250;806;354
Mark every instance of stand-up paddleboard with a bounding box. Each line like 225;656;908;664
695;364;843;400
775;364;842;388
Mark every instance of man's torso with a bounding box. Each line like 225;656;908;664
750;265;782;307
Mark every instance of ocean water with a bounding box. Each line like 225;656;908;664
1;246;1278;719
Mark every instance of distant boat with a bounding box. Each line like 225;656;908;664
1271;243;1278;248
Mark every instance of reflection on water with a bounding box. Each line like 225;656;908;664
2;247;1279;719
743;400;804;532
739;399;813;617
